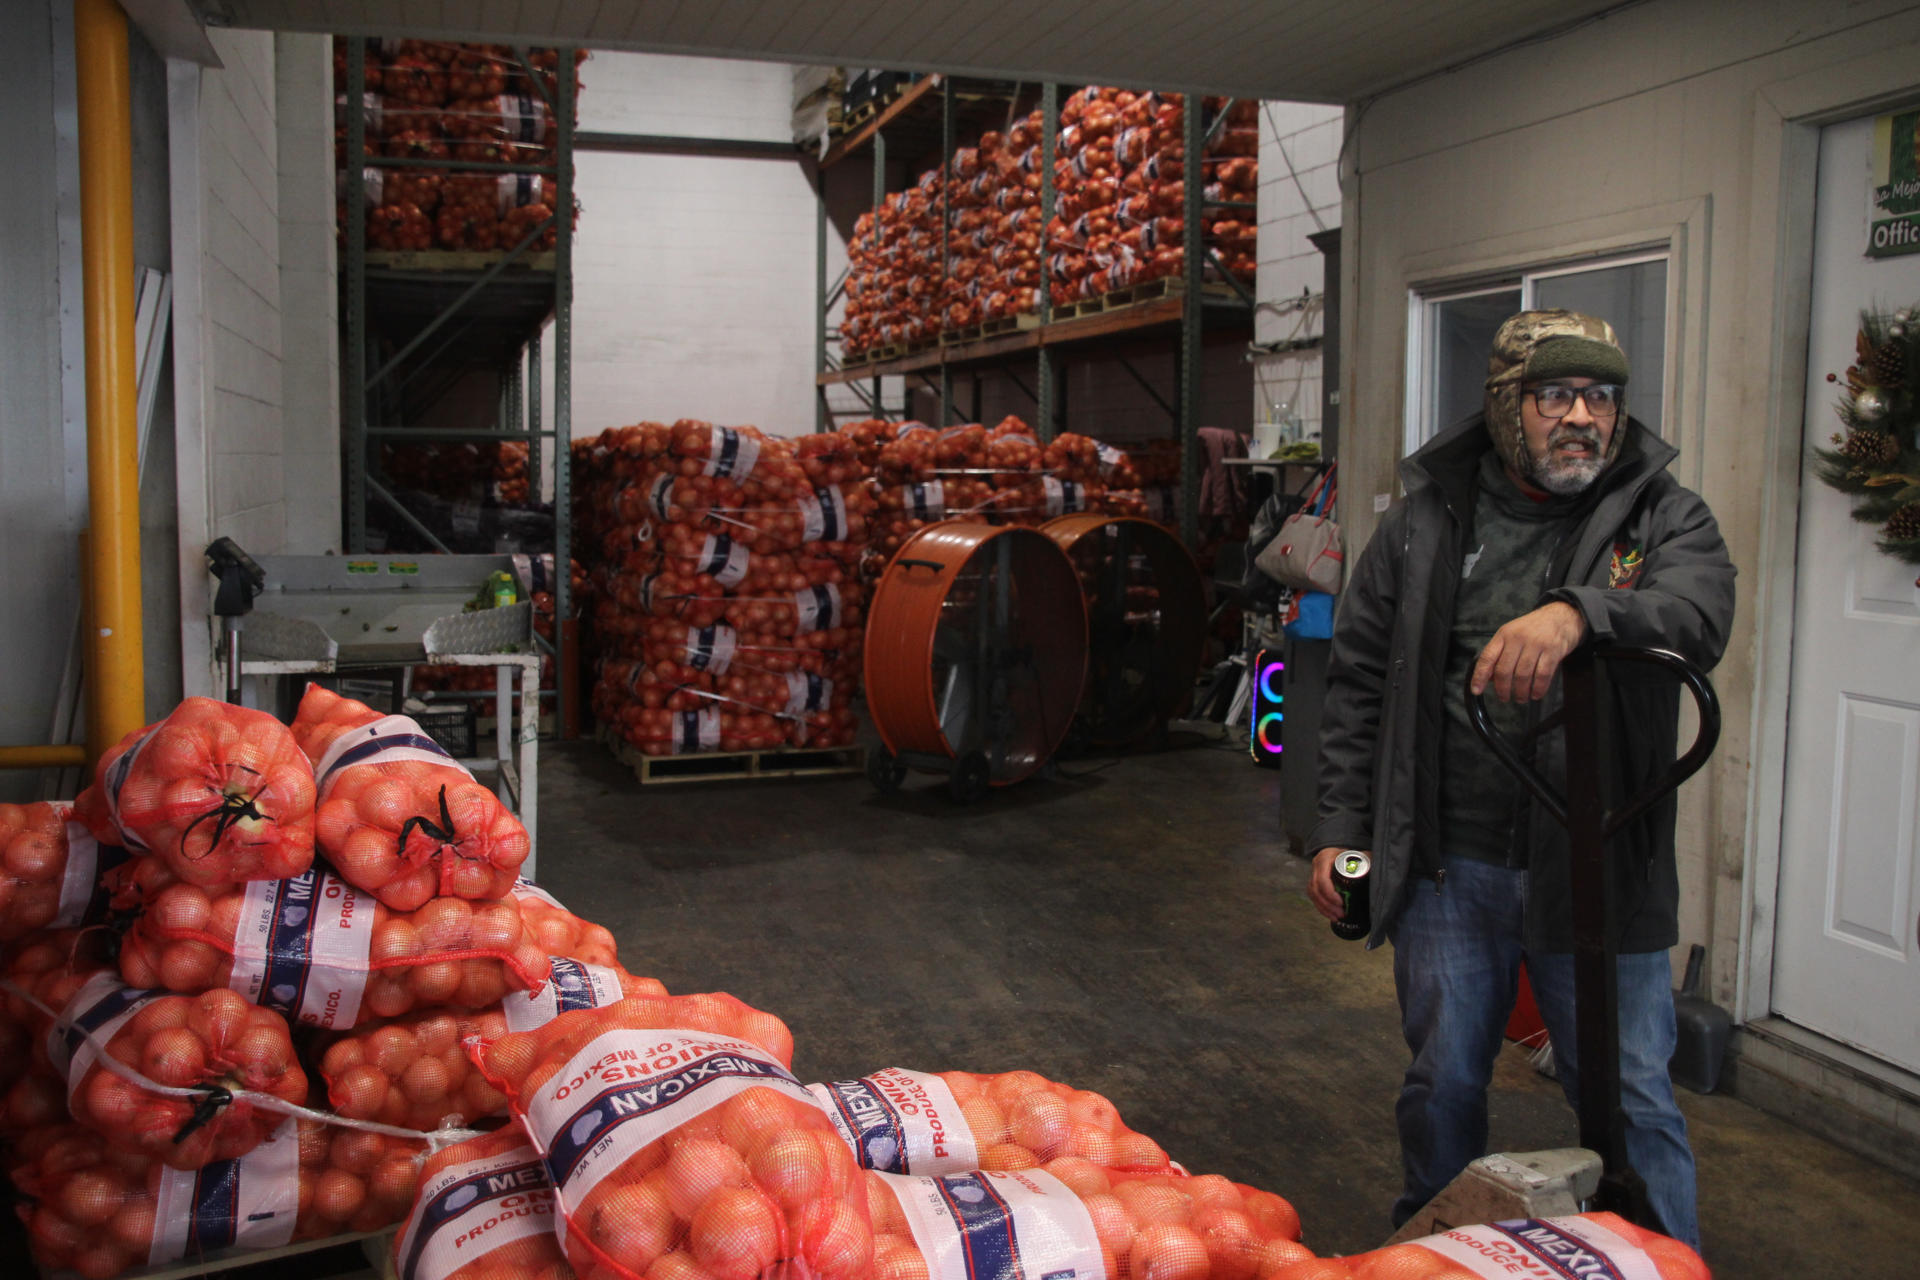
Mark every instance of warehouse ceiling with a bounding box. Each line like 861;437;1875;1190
189;0;1638;103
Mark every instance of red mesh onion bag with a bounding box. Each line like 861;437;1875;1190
393;1126;572;1280
10;1117;426;1278
1;928;119;1093
805;1069;1172;1177
1264;1213;1708;1280
45;972;309;1169
118;867;609;1027
865;1164;1305;1280
2;802;130;942
74;698;317;888
473;993;873;1280
318;960;665;1132
294;683;529;910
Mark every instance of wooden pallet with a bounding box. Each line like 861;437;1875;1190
602;729;865;784
1052;277;1238;319
843;100;878;130
364;249;557;272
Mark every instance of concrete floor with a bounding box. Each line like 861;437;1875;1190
532;734;1920;1279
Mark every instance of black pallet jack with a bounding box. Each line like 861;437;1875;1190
1466;643;1720;1236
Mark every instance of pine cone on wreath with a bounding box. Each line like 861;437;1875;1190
1841;429;1902;467
1886;502;1920;543
1870;340;1907;389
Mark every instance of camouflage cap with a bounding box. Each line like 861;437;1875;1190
1483;309;1629;474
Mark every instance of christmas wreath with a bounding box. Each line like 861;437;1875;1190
1815;303;1920;565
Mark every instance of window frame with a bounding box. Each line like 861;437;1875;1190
1404;246;1675;457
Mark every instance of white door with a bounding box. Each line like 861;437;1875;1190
1772;113;1920;1073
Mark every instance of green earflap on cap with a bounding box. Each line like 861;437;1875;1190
1523;335;1629;387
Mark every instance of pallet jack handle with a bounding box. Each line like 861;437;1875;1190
1466;643;1719;1236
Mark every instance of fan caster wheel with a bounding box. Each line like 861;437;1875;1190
868;748;907;793
948;752;992;804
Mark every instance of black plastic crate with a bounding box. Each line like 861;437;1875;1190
412;701;477;759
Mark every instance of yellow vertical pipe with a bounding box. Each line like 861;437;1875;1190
75;0;144;763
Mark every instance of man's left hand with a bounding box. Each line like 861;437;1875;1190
1471;601;1588;703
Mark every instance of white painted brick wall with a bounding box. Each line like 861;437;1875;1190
199;29;286;551
1253;102;1343;446
276;32;340;552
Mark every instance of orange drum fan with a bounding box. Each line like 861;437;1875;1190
1044;514;1206;748
864;523;1087;801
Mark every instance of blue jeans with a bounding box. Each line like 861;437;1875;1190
1389;857;1699;1249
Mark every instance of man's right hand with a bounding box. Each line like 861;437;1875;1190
1309;846;1357;921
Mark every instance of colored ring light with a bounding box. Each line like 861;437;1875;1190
1255;712;1285;754
1259;661;1286;704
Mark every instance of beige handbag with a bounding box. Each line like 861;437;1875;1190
1255;466;1342;593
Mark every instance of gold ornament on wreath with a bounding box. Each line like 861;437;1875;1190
1816;303;1920;566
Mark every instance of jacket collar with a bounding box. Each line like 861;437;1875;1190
1400;412;1676;516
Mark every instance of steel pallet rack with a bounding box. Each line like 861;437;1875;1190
814;76;1259;545
337;37;575;719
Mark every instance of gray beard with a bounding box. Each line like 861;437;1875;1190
1518;426;1607;494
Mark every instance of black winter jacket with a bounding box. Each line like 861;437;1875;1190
1305;414;1736;953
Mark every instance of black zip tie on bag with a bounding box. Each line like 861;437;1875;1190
172;1084;234;1145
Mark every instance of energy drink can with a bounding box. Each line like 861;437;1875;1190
1330;849;1371;941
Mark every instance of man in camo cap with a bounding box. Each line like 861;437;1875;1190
1307;309;1736;1247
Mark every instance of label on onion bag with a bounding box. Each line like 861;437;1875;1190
1095;442;1125;478
783;671;832;717
54;819;129;929
700;427;761;481
395;1138;557;1280
498;93;546;144
674;708;722;755
648;472;676;522
45;971;165;1101
313;714;472;796
1115;126;1152;167
521;1027;820;1223
502;958;628;1033
1043;477;1086;517
907;480;946;522
697;534;750;588
511;552;554;596
149;1116;300;1266
638;571;661;613
99;723;160;852
876;1168;1104;1280
1415;1216;1663;1280
495;172;546;215
799;485;848;543
683;624;738;676
794;583;842;634
229;867;376;1029
806;1068;977;1175
509;877;568;912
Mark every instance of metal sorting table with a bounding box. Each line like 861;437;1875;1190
232;554;542;877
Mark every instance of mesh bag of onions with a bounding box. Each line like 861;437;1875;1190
317;959;666;1131
1264;1213;1709;1280
118;865;613;1027
865;1164;1304;1280
293;683;529;910
805;1068;1173;1177
0;801;128;942
73;697;317;888
43;972;309;1169
392;1125;572;1280
9;1116;425;1278
471;994;873;1280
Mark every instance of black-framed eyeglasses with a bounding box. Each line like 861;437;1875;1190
1527;383;1622;418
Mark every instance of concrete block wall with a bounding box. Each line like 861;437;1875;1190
1252;102;1344;445
562;53;836;439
